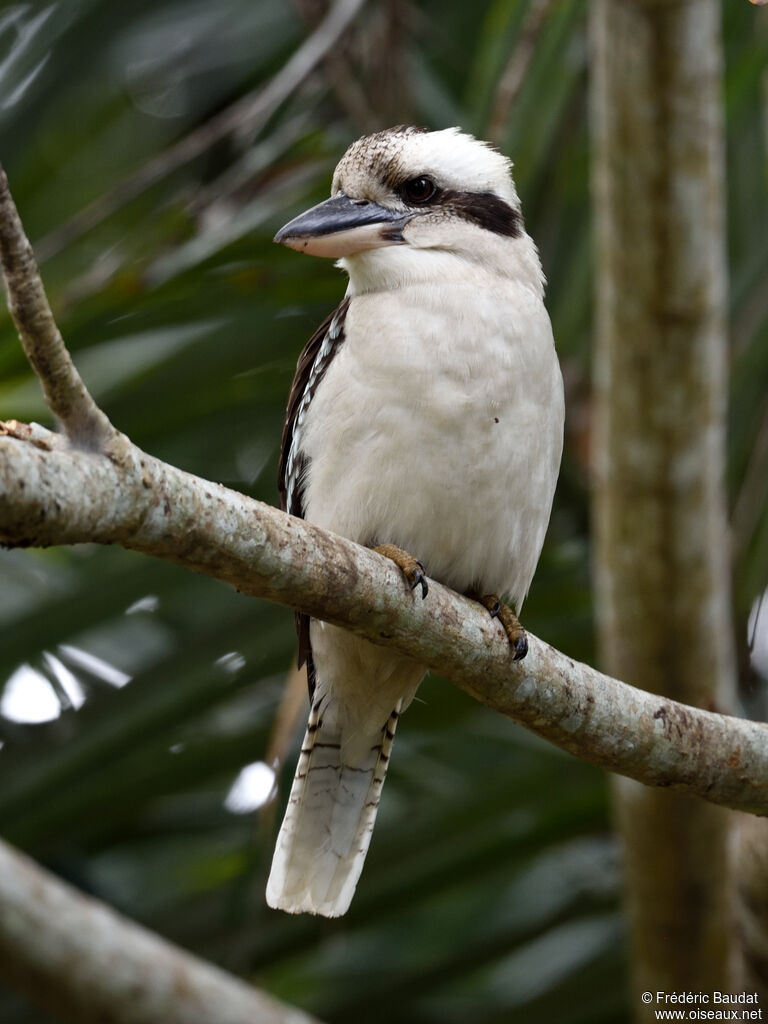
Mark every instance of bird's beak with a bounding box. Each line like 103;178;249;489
274;193;411;258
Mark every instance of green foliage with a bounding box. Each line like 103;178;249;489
0;1;765;1021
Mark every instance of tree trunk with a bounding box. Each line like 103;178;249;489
590;0;738;1010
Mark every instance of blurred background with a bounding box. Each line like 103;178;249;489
0;1;765;1021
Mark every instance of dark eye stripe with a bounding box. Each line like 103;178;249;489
385;174;523;238
440;189;523;238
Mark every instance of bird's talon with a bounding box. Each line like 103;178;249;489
512;633;528;661
470;592;528;662
410;560;428;598
374;544;429;600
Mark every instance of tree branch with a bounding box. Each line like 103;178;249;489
486;0;555;145
0;837;321;1024
0;168;114;449
1;419;767;815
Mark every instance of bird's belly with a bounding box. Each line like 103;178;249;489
300;288;563;607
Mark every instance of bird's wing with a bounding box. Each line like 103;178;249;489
278;298;350;695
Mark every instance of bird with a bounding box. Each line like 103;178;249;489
266;125;564;917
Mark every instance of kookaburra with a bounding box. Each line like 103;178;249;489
266;126;564;917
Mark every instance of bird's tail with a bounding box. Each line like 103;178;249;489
266;695;401;917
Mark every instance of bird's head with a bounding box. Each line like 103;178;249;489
274;126;541;294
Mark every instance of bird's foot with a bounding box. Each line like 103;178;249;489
471;592;528;661
374;544;428;599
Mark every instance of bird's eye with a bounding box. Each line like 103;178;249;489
402;176;437;205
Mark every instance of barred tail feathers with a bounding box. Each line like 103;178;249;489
266;697;401;917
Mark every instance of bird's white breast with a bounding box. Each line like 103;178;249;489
300;274;563;608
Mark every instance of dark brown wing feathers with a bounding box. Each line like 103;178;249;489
278;299;350;696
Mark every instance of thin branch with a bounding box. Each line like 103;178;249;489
293;0;380;131
486;0;555;145
0;837;322;1024
293;0;414;132
1;420;767;816
0;168;114;449
33;0;368;262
